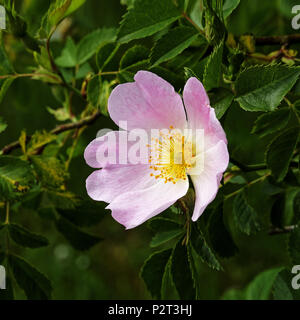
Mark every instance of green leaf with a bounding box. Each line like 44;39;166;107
185;56;210;82
63;0;86;17
266;127;299;182
0;78;15;104
273;269;300;300
40;0;71;35
40;0;85;36
27;130;57;153
118;46;150;83
0;156;35;201
34;47;52;71
55;37;77;68
148;217;183;247
149;66;184;90
208;204;238;258
75;60;93;78
252;108;291;138
223;0;240;19
0;33;14;102
87;75;101;108
288;227;300;265
96;43;119;71
8;254;52;300
140;248;172;299
0;33;14;74
233;191;261;235
48;0;72;26
117;0;182;43
47;107;70;122
55;217;102;251
150;26;199;67
161;256;179;299
184;67;199;80
8;223;49;249
210;88;234;119
224;267;283;300
31;155;68;189
235;65;300;112
76;28;117;65
245;267;283;300
120;45;149;70
272;188;300;227
150;230;183;247
171;239;196;299
0;117;7;134
191;225;222;270
121;0;136;8
203;41;223;91
203;0;226;45
87;76;112;116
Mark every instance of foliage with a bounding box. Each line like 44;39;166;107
0;0;300;300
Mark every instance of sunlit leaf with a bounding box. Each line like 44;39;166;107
235;65;300;112
117;0;182;43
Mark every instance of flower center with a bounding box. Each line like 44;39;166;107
148;126;196;184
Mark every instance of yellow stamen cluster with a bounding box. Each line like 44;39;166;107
148;126;195;184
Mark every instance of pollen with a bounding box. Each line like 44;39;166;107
147;127;196;184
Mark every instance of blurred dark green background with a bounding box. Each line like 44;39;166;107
0;0;298;299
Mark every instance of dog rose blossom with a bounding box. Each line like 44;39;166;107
84;71;229;229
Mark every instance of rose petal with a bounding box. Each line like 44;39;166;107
108;70;186;131
86;164;154;203
183;77;227;149
84;130;150;168
107;179;189;229
190;140;229;221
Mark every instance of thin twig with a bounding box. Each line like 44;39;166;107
1;111;102;155
255;34;300;45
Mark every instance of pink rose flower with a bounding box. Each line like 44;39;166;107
84;71;229;229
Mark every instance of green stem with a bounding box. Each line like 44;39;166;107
182;12;205;36
230;158;267;172
0;73;61;82
284;97;300;125
4;202;10;225
65;127;85;170
178;199;191;245
225;173;270;200
96;71;119;76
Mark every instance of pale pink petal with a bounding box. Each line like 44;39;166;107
183;77;227;149
190;140;229;221
108;70;186;131
107;179;189;229
84;130;149;168
86;164;154;203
